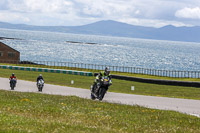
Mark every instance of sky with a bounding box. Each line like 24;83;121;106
0;0;200;28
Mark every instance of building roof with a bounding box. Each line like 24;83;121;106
0;42;20;53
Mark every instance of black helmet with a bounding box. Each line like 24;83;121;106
104;67;110;75
12;73;15;76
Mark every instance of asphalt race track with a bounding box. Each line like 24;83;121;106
1;77;200;118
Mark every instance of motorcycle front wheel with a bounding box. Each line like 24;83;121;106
98;87;106;101
91;93;96;100
38;86;42;92
10;84;14;90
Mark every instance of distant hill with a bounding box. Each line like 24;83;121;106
0;20;200;43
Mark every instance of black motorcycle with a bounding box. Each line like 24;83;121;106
37;79;44;92
91;76;112;101
10;78;17;90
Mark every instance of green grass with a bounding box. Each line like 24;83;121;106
1;68;200;100
0;90;199;132
1;63;200;82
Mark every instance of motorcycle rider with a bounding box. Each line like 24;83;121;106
9;73;17;87
9;73;17;80
91;67;112;94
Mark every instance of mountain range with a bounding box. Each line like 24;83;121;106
0;20;200;43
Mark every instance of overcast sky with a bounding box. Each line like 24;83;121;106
0;0;200;27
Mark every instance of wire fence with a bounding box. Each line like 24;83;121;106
0;60;200;78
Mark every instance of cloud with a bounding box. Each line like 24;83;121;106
75;0;138;18
0;11;30;23
175;7;200;19
0;0;79;25
119;18;190;28
6;0;74;13
0;0;143;26
0;0;200;27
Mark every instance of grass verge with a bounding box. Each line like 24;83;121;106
1;68;200;100
0;90;199;132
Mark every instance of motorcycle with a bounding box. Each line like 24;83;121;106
91;76;112;101
37;79;44;92
10;78;17;90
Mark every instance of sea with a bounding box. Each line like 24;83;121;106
0;28;200;71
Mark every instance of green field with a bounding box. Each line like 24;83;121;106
1;68;200;100
0;90;199;132
1;64;200;132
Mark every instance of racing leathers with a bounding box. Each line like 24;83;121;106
91;71;112;94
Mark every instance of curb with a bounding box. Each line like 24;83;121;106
0;65;93;76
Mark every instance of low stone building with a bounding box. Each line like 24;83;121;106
0;42;20;63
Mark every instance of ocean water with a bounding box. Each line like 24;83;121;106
0;28;200;71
